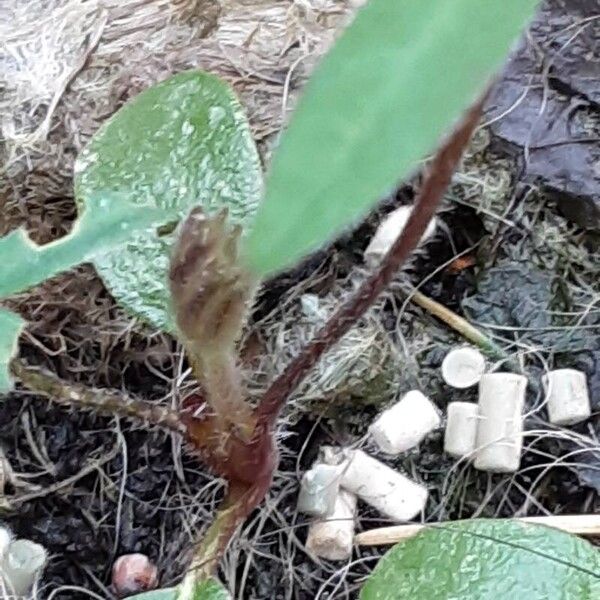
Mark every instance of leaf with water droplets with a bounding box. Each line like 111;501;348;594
360;519;600;599
75;71;262;331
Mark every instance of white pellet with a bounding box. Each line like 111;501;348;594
543;369;591;426
339;449;428;522
444;402;479;458
369;390;441;454
1;539;47;597
297;464;343;517
441;346;486;389
364;206;437;267
0;527;10;559
306;490;357;561
474;373;527;473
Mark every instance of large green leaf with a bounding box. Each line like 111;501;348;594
0;309;25;393
244;0;539;275
75;71;262;332
360;519;600;599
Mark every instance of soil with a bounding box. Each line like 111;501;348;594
1;1;599;599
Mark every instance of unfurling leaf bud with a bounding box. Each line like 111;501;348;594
169;208;255;435
169;207;254;355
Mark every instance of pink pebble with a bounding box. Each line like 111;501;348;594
112;553;158;597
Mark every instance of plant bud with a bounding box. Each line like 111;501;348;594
169;207;254;353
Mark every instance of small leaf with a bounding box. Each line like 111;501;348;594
75;71;263;332
244;0;539;275
0;193;165;298
127;579;230;600
360;519;600;599
126;590;177;600
182;579;231;600
0;309;25;392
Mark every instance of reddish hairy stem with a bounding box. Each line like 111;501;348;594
256;94;486;429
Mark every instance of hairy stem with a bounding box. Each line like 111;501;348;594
195;351;255;440
256;94;486;428
180;483;249;586
179;471;274;590
10;359;187;435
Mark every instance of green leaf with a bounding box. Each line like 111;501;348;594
360;519;600;600
126;579;230;600
75;71;262;331
0;309;25;393
127;589;177;600
244;0;539;275
180;579;231;600
0;193;165;298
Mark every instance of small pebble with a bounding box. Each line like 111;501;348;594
112;553;158;598
1;539;47;596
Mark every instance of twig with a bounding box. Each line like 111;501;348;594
256;92;488;428
406;288;508;360
354;514;600;546
10;359;187;435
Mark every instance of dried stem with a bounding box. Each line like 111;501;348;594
354;514;600;546
256;93;487;428
406;289;508;360
10;359;187;435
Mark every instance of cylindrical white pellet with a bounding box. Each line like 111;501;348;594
369;390;441;454
364;206;437;267
474;373;527;473
0;528;11;560
441;346;486;389
444;402;478;458
1;539;47;596
306;490;357;561
340;449;428;522
543;369;590;426
297;464;343;517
